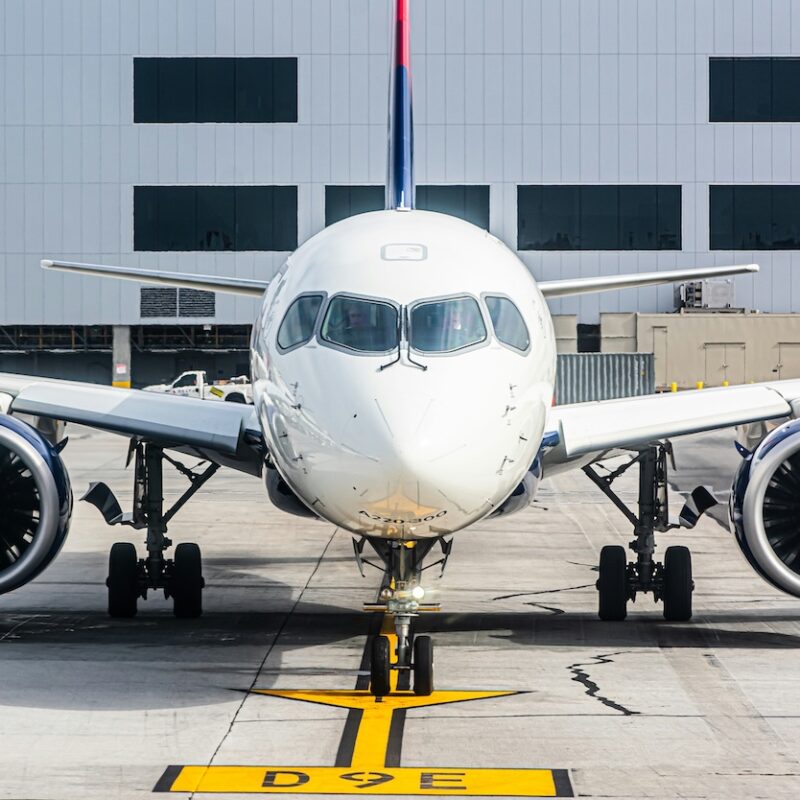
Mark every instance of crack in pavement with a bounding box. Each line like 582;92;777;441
524;602;565;615
568;651;639;716
492;583;595;601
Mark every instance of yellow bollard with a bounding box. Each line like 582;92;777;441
670;382;678;393
696;381;704;390
722;380;729;387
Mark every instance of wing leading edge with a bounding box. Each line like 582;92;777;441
538;263;758;299
41;260;268;297
0;373;264;475
543;379;800;474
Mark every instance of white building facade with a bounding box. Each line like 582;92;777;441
2;0;800;338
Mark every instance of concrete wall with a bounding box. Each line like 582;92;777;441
601;312;800;388
3;1;800;328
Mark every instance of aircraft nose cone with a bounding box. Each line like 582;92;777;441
356;393;492;523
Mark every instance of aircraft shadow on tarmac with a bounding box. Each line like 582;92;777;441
2;553;800;711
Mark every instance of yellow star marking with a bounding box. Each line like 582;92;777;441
251;688;518;768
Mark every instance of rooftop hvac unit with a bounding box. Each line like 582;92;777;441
677;278;735;310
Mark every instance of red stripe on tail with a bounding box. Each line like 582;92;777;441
396;0;410;68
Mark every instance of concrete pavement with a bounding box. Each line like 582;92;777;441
1;425;800;798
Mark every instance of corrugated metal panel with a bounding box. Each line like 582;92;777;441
556;353;655;405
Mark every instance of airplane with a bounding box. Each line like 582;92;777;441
1;0;800;699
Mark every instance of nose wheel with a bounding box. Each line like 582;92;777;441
369;630;435;697
413;635;434;695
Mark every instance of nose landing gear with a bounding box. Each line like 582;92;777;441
355;537;449;697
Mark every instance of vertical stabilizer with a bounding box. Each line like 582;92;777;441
386;0;414;210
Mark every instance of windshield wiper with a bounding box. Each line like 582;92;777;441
404;307;428;371
378;307;428;371
378;308;403;371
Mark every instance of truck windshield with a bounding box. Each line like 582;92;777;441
409;297;487;353
320;296;399;353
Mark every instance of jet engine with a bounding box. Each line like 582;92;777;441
265;465;319;519
0;415;72;594
731;418;800;597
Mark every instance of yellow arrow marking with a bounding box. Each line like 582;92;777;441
252;689;517;768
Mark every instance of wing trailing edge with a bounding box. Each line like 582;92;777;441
538;263;759;299
41;260;268;297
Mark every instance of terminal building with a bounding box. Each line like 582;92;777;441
2;0;800;387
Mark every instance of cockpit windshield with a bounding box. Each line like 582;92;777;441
409;296;487;353
320;295;399;353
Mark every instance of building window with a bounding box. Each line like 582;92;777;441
517;186;681;251
134;186;297;252
417;186;490;230
324;185;491;229
710;57;800;122
140;288;216;319
134;57;298;123
325;186;384;227
710;186;800;250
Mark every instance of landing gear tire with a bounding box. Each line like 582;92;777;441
370;635;391;697
663;545;693;622
107;542;139;618
413;635;434;696
172;542;204;619
598;545;628;621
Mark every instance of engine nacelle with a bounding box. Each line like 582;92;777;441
731;418;800;596
0;415;72;594
488;456;543;519
265;466;319;519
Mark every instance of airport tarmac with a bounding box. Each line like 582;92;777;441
2;424;800;799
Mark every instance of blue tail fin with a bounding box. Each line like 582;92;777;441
386;0;414;210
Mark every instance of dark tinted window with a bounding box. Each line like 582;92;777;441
710;186;800;249
324;185;490;229
277;295;324;350
410;297;487;353
518;186;681;250
134;186;297;251
321;297;398;353
710;57;800;122
417;186;490;229
325;186;384;227
485;297;529;352
134;57;298;123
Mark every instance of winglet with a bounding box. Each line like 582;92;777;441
386;0;414;210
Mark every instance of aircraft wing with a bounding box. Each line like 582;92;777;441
0;373;264;475
542;380;800;474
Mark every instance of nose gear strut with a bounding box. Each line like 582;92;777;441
353;537;450;696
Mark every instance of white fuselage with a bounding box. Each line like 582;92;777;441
251;210;556;540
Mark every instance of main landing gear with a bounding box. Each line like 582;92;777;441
584;443;698;622
354;536;451;697
83;442;218;619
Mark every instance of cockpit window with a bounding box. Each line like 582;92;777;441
485;296;530;351
277;294;324;351
321;296;399;353
409;296;487;353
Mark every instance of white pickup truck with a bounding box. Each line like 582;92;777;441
143;370;253;404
